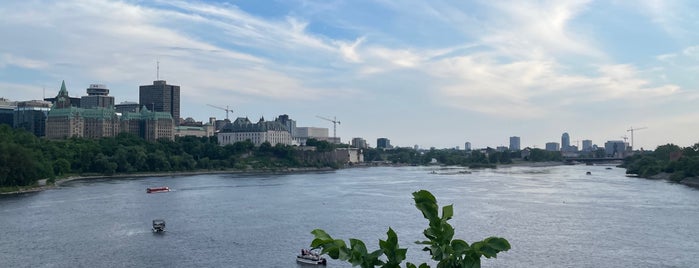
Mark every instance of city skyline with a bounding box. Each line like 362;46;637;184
2;1;699;150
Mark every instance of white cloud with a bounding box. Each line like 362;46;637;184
478;0;603;60
0;54;49;69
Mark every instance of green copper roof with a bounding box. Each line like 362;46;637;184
121;109;173;121
59;80;68;94
48;107;118;120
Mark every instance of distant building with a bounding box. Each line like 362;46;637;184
351;137;368;149
545;142;560;152
120;107;174;142
509;136;521;151
496;146;508;152
0;98;17;126
44;81;81;108
139;80;180;125
80;84;115;109
45;82;121;139
174;117;215;137
115;101;139;114
414;144;419;150
377;138;391;149
217;117;291;146
561;132;570;151
14;100;51;137
275;114;296;137
604;140;628;157
582;139;593;152
295;127;329;145
464;142;471;151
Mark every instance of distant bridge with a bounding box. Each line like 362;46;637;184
563;157;624;164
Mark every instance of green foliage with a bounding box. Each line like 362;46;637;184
309;190;510;268
623;143;699;181
0;126;348;187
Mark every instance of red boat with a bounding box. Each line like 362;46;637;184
146;186;170;193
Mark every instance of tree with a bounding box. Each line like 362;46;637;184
309;190;510;268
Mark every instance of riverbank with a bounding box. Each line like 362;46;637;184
646;172;699;188
1;167;335;195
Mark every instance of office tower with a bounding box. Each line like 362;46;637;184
352;138;368;149
561;132;570;151
464;142;471;151
582;139;593;152
139;80;180;125
15;100;50;137
509;136;521;151
81;84;115;109
545;142;560;152
377;138;391;149
115;101;140;114
275;114;296;137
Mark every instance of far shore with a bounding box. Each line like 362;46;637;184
1;167;335;195
10;160;695;195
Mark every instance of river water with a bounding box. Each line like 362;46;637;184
1;165;698;267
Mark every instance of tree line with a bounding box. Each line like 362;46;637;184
362;147;562;167
623;143;699;181
0;125;340;188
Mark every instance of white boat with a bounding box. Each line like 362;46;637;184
296;249;327;265
152;219;166;233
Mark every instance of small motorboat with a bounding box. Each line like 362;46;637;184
146;186;170;193
152;219;166;233
586;171;592;175
297;249;327;265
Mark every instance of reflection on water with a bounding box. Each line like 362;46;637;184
1;165;698;267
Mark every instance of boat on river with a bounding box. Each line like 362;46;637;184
146;186;170;193
152;219;166;233
297;249;327;265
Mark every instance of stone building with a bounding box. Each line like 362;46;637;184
120;107;174;142
45;82;120;139
217;117;291;146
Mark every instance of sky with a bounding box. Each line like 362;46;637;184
1;0;699;150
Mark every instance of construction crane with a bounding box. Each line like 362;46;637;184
626;126;648;149
620;135;628;143
317;116;340;144
207;104;233;121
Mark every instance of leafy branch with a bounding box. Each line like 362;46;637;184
309;190;510;268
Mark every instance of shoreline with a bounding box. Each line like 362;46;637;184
1;167;335;195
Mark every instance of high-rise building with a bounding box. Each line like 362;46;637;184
81;84;115;109
582;140;593;152
604;140;628;157
115;101;140;114
377;138;391;149
464;142;471;151
0;98;16;127
545;142;560;152
509;136;521;151
139;80;180;125
275;114;296;137
352;138;368;149
14;100;50;137
561;132;570;151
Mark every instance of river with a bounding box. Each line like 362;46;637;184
1;165;698;267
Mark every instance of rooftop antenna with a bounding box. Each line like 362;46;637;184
156;59;160;80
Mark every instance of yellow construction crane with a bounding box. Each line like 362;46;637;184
207;104;233;121
317;116;340;144
626;126;648;149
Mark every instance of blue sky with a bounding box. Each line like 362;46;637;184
1;0;698;150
